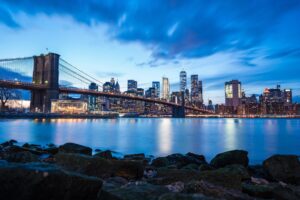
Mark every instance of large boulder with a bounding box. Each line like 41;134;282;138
263;155;300;184
184;180;253;200
58;143;92;155
0;162;102;200
94;150;113;159
197;165;249;190
242;183;274;199
55;153;144;179
158;193;216;200
99;181;169;200
148;169;203;185
0;151;39;163
210;150;249;168
152;157;170;168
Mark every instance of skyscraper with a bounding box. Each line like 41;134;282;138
190;75;203;105
180;71;187;92
225;80;242;108
162;77;170;100
88;82;98;111
127;80;137;92
152;81;160;98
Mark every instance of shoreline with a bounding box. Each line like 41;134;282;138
0;140;300;199
1;112;300;119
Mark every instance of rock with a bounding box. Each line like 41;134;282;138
181;163;199;170
158;193;217;200
199;164;214;171
148;169;203;185
242;183;274;198
186;152;206;164
0;162;102;200
165;181;185;192
210;150;249;168
198;165;250;190
99;181;169;200
263;155;300;184
124;153;145;160
0;151;39;163
22;143;42;151
152;157;170;168
54;153;144;179
272;184;300;200
0;139;17;148
58;142;92;155
184;180;253;200
248;165;269;179
3;145;44;155
94;150;113;159
166;153;202;168
44;147;59;155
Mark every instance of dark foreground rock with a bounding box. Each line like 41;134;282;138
100;182;169;200
58;142;92;155
0;162;102;200
210;150;249;168
263;154;300;185
55;153;144;179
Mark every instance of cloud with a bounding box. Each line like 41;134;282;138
2;0;300;62
265;48;300;59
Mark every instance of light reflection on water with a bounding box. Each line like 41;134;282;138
0;118;300;164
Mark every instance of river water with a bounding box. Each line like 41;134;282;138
0;118;300;164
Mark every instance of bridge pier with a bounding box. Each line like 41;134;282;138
171;91;185;118
30;53;60;113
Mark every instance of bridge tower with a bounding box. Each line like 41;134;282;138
30;53;60;113
172;91;185;118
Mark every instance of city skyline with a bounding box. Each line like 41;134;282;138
0;1;300;103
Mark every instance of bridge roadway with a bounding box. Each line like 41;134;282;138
0;80;214;114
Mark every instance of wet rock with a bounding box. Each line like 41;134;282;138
124;153;145;160
0;151;39;163
148;169;202;185
0;139;17;148
210;150;249;168
242;183;274;198
199;164;214;171
272;184;300;200
58;142;92;155
54;153;144;179
165;181;185;192
248;165;269;179
184;180;253;200
44;147;59;155
263;155;300;184
166;153;205;168
158;193;217;200
186;152;206;164
99;181;169;200
152;157;170;168
3;145;44;155
94;150;113;159
181;163;199;170
22;143;42;151
0;162;102;200
198;165;250;190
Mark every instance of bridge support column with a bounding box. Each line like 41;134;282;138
172;91;185;118
30;53;60;113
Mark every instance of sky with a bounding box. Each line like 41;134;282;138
0;0;300;104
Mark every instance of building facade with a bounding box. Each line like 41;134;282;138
127;80;137;92
225;80;242;109
152;81;160;98
180;71;187;92
161;77;170;100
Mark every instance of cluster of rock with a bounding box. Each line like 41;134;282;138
0;140;300;200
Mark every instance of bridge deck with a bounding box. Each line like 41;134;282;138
0;80;214;114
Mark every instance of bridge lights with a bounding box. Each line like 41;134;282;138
45;80;48;84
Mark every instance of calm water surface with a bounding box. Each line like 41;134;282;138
0;118;300;164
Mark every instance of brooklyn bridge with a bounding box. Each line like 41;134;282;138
0;53;214;117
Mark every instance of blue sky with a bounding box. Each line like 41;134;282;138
0;0;300;103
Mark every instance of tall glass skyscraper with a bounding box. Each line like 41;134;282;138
225;80;242;108
88;82;98;111
152;81;160;98
162;77;170;100
127;80;137;92
191;75;203;105
180;71;187;92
